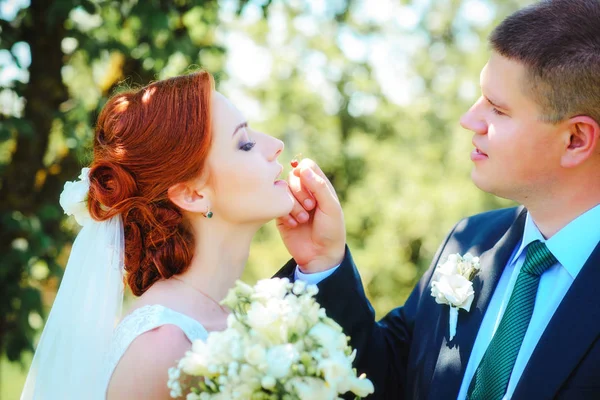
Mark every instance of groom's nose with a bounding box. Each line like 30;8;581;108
460;97;488;135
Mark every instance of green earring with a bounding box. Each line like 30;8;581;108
205;211;213;219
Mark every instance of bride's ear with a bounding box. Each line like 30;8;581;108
167;181;210;214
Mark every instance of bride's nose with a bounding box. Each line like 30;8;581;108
267;136;284;161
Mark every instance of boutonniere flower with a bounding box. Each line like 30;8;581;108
430;253;480;341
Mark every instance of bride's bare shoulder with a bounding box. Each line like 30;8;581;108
107;324;191;400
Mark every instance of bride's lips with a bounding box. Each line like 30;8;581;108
274;165;286;186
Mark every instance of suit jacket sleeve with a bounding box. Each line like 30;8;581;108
273;224;459;399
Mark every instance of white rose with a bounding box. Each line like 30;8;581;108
59;167;91;226
436;255;460;276
253;278;290;301
246;300;282;343
317;351;353;390
430;274;475;311
244;344;266;366
285;377;336;400
266;344;299;379
309;322;346;352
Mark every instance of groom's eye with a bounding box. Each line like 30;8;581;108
491;107;506;116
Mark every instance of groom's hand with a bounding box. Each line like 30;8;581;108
276;159;346;273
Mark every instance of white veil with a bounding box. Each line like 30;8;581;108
21;169;125;400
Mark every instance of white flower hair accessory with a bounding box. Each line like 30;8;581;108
59;167;91;226
430;253;480;341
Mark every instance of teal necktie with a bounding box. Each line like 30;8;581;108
467;240;557;400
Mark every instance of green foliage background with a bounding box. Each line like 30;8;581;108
0;0;531;397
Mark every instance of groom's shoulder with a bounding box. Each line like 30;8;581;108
462;206;524;228
450;206;525;244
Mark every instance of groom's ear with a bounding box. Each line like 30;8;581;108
560;115;600;168
167;180;210;214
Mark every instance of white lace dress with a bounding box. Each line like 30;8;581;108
100;304;209;398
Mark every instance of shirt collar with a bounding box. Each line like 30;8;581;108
513;203;600;279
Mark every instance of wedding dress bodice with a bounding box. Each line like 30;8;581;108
101;304;208;398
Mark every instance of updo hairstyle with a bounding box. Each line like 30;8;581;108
87;71;214;296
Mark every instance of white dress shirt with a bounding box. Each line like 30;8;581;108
296;204;600;399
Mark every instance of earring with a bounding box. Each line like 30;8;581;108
204;209;213;219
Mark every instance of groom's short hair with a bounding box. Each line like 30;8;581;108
490;0;600;124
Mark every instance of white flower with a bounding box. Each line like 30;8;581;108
306;284;319;297
292;280;307;295
261;375;276;390
431;274;475;311
168;367;181;381
430;252;480;341
309;323;346;352
231;383;256;399
286;377;336;400
239;364;259;382
227;361;239;379
171;278;374;399
244;344;266;366
246;300;282;343
436;254;460;277
348;374;375;397
303;302;322;326
179;341;211;376
266;344;299;379
317;351;353;390
253;278;291;301
59;167;91;226
462;253;480;268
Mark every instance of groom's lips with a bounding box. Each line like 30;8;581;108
471;142;488;161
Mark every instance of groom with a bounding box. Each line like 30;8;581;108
276;0;600;399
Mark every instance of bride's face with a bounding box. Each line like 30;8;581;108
204;92;294;224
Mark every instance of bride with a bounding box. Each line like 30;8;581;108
21;71;300;399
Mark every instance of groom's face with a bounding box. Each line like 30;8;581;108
459;52;565;202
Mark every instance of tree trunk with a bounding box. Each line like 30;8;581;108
0;0;68;213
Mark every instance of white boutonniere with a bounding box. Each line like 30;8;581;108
430;253;480;341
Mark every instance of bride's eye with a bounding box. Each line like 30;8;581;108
239;140;256;151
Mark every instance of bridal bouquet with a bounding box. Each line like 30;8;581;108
167;278;374;400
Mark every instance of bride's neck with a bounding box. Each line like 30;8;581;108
177;221;258;303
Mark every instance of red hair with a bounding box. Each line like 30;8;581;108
87;71;214;296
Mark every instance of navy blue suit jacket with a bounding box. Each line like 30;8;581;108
275;207;600;399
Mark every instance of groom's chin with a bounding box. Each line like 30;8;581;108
471;169;498;195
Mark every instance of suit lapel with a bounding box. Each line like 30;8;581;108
428;208;527;399
513;241;600;398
